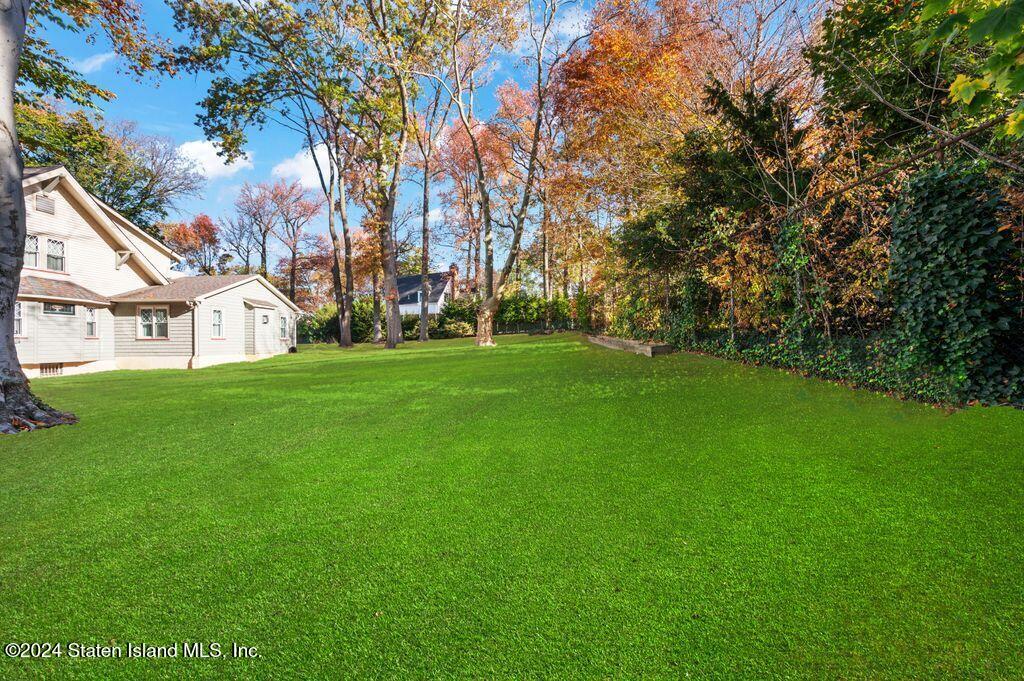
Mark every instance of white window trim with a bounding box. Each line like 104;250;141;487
85;307;98;339
24;235;38;269
46;238;68;273
136;305;170;340
280;315;289;340
13;301;23;337
211;309;225;339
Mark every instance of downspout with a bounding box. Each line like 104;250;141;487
188;300;199;369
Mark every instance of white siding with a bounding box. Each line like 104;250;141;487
244;308;256;355
113;303;193;357
24;183;158;296
198;279;294;359
14;301;115;366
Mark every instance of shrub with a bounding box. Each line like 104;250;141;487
444;320;475;337
298;297;378;344
889;164;1023;404
438;297;478;327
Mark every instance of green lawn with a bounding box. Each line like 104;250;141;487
1;333;1023;678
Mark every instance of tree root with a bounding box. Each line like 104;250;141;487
0;380;77;434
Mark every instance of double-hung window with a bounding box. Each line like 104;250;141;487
138;306;169;339
47;239;66;271
280;315;288;340
212;309;224;338
24;235;38;268
13;302;22;336
85;308;97;337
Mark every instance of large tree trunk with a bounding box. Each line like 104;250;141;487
0;0;75;433
339;189;355;348
473;227;481;294
325;189;349;347
259;232;268;277
419;167;430;342
378;219;401;349
372;268;382;343
483;215;493;299
475;295;498;347
288;249;297;302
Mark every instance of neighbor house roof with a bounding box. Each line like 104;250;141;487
396;271;451;306
18;275;109;306
111;274;301;312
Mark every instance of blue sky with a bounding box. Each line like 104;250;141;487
44;0;591;271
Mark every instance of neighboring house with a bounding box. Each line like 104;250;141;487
396;266;458;316
15;166;300;378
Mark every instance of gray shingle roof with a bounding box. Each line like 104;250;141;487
111;274;255;303
24;166;62;180
18;276;109;305
396;272;451;306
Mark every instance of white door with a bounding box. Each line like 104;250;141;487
255;310;276;355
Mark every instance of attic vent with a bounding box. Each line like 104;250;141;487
35;193;56;215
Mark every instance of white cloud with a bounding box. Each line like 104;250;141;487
177;140;253;180
74;52;116;75
272;145;329;190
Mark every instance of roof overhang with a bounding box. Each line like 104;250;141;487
196;275;301;313
92;196;184;264
18;293;110;307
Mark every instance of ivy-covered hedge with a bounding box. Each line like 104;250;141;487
888;164;1023;405
608;164;1024;408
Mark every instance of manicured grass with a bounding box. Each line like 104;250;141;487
1;333;1023;678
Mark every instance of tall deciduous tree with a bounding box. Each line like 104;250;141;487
425;0;584;345
268;180;324;302
170;0;362;347
17;106;204;235
162;214;228;275
235;182;280;278
410;77;453;341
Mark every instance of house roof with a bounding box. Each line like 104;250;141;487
243;298;277;309
111;275;255;303
396;271;451;306
111;274;301;312
24;166;61;179
18;276;110;306
89;194;182;263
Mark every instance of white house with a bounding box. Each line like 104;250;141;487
396;266;458;316
15;165;300;378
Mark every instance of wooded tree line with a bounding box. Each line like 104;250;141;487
556;0;1024;405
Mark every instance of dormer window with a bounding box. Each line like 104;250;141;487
35;193;56;215
24;235;38;268
46;239;66;272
